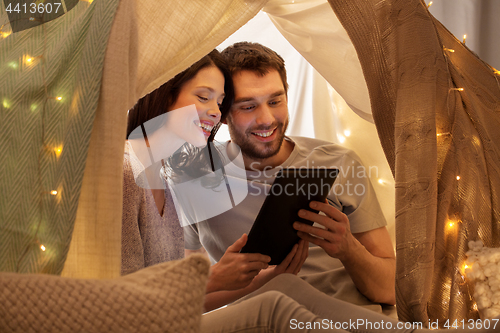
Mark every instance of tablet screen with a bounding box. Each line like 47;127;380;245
241;168;338;265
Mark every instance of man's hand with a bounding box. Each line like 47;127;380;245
249;238;309;290
293;200;397;305
293;200;356;261
206;234;271;293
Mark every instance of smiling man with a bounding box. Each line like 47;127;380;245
184;42;396;309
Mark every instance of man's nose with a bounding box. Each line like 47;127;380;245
255;104;274;126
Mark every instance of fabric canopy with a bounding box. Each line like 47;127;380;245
1;0;499;325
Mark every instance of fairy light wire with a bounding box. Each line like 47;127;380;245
16;19;58;272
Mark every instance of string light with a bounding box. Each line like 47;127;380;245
343;129;351;137
337;134;346;144
13;21;65;273
2;99;10;108
463;34;467;44
443;47;455;53
378;179;385;185
24;55;42;66
456;175;461;180
427;1;433;8
7;61;19;69
54;145;63;157
436;132;451;137
0;24;11;39
450;87;464;92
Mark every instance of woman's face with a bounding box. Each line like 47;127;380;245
167;65;225;146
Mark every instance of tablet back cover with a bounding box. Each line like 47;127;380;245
241;168;338;265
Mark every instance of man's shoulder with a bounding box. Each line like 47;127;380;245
288;136;354;156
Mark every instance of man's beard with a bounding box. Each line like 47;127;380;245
227;118;289;162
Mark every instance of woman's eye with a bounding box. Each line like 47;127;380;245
197;96;208;102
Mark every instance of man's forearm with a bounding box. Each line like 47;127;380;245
341;240;396;305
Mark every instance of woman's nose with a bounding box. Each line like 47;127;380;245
206;101;221;119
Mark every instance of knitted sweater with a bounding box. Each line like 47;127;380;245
121;141;184;275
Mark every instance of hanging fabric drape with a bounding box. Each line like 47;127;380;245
61;0;269;279
327;0;500;324
0;0;120;275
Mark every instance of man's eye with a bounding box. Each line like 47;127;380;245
241;105;255;111
269;100;281;106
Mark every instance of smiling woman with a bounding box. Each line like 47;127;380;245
122;49;234;275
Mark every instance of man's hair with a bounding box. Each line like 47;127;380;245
221;42;288;94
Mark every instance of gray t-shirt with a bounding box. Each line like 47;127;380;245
184;136;387;265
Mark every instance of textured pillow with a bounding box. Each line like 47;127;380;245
0;254;209;333
465;241;500;319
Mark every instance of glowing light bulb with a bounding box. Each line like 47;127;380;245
427;1;433;8
443;47;455;53
30;104;38;112
378;179;384;185
8;61;18;69
338;135;346;144
463;34;467;43
2;99;10;108
50;190;58;195
448;221;455;228
54;145;63;157
456;176;461;180
40;245;46;251
343;129;351;137
1;31;11;38
56;96;62;101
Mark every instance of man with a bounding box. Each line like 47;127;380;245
185;42;396;308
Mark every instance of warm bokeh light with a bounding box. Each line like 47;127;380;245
50;190;58;196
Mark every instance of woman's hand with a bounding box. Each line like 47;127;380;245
248;239;309;291
206;234;271;293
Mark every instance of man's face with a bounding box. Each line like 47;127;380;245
227;69;289;163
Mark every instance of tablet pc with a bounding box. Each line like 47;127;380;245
240;168;339;265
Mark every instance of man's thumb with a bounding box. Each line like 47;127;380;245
227;233;248;252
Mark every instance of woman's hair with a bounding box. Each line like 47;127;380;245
126;49;234;141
